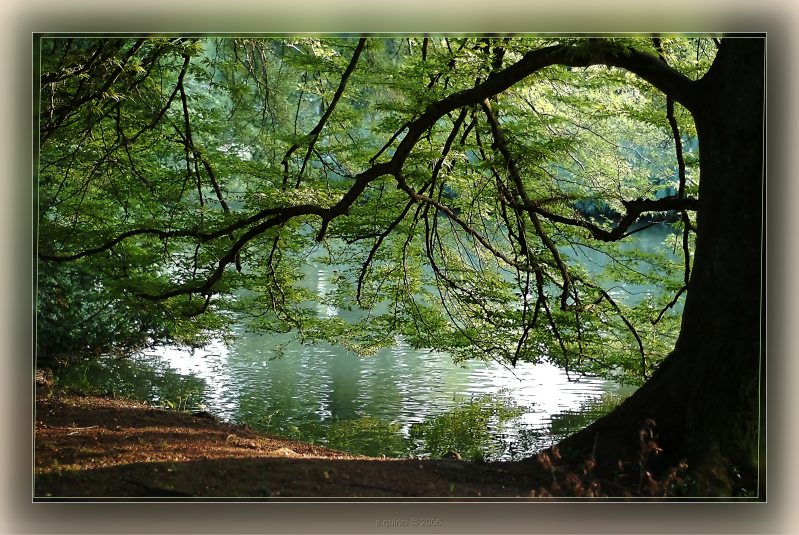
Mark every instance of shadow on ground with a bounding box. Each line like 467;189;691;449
35;392;546;499
36;456;543;498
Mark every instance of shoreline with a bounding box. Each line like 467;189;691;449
34;389;545;498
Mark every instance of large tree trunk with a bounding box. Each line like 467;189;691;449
557;37;764;496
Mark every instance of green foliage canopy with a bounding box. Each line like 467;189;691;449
36;36;714;384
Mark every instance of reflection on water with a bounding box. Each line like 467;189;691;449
56;335;631;460
54;356;206;410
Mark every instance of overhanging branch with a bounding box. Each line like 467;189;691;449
42;38;700;306
531;197;698;243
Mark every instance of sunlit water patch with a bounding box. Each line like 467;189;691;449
55;334;634;461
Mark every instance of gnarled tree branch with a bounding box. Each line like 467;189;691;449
41;38;700;311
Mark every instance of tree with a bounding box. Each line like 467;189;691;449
35;35;763;495
559;37;764;496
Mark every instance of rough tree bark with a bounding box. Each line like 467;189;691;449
557;37;765;496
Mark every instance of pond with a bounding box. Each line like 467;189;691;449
55;343;633;461
54;224;680;461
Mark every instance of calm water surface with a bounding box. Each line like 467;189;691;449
135;334;632;459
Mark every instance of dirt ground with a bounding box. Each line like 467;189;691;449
35;388;562;499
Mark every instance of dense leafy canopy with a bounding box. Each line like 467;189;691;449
37;36;716;384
